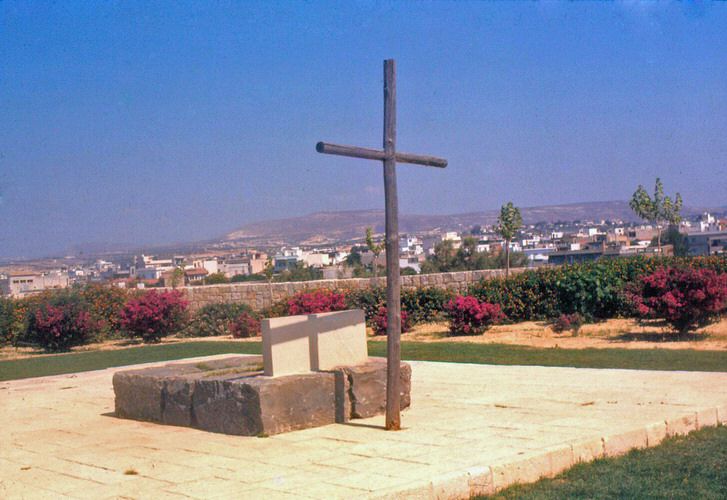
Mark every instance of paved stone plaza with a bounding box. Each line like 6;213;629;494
2;356;726;499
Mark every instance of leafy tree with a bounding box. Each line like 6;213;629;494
652;225;689;257
276;262;323;282
496;202;523;277
345;246;364;267
488;249;529;270
630;178;683;254
204;272;229;285
169;267;185;288
420;236;527;274
365;227;384;277
421;239;458;273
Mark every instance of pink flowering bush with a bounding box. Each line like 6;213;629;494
550;313;583;336
28;303;94;352
444;295;505;336
120;290;188;342
287;289;347;315
371;306;410;336
230;311;261;338
628;267;727;334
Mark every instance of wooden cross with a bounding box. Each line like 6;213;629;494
316;59;447;430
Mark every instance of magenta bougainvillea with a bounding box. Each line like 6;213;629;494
120;290;188;342
550;313;583;335
628;267;727;334
230;311;261;338
287;289;347;315
444;295;505;336
371;306;410;336
30;304;93;351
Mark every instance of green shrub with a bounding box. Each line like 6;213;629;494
182;302;254;337
345;287;386;324
78;284;128;339
401;287;454;324
469;255;727;322
0;297;17;345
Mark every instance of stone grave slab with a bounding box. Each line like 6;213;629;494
113;356;411;436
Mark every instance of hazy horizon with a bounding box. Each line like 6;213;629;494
2;2;726;259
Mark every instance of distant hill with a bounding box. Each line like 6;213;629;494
222;200;721;246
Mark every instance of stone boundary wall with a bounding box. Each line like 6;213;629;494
177;268;528;312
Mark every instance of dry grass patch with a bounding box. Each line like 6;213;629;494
373;317;727;351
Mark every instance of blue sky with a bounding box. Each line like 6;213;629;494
2;1;726;258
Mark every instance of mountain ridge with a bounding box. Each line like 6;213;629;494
223;200;723;246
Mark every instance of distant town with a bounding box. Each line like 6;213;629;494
2;210;725;299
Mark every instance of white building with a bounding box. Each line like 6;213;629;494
0;271;70;297
192;258;219;275
219;259;250;278
441;231;462;249
303;252;331;268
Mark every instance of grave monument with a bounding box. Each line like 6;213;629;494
113;309;411;436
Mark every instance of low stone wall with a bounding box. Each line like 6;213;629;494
178;268;527;312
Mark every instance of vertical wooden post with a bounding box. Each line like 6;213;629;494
383;59;401;431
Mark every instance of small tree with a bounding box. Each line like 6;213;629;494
365;227;384;278
629;178;683;254
263;257;275;304
169;267;185;288
653;225;689;257
497;202;523;277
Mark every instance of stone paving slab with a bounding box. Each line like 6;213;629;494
1;355;726;499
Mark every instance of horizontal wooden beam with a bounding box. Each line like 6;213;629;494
316;142;385;161
396;151;448;168
316;142;447;168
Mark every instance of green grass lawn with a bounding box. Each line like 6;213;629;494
479;425;727;500
1;340;726;381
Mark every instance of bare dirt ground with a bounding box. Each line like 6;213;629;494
373;317;727;351
3;318;726;362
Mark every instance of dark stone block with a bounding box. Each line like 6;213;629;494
333;358;411;419
192;376;263;435
113;356;262;426
333;369;351;423
192;372;336;436
113;371;165;422
113;355;411;436
162;376;196;426
249;372;337;435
